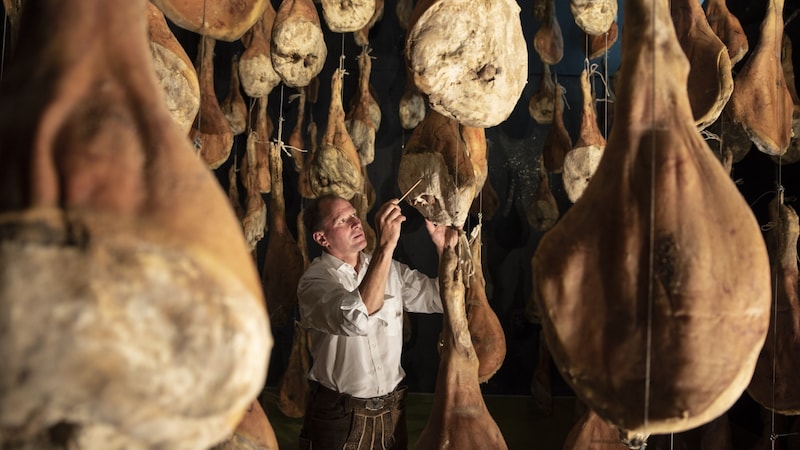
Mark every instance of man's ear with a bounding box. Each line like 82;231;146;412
312;230;327;247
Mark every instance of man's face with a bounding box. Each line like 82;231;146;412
313;197;367;260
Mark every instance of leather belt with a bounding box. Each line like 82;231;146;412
311;381;406;412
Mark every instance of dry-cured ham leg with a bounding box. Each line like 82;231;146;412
396;0;414;30
570;0;617;36
228;164;245;221
399;82;427;130
533;0;563;65
541;82;571;174
242;95;273;194
778;34;800;164
151;0;268;41
147;2;200;134
221;54;248;136
308;68;364;200
563;408;629;449
526;157;559;232
563;67;605;203
277;322;311;418
298;119;319;199
345;47;381;166
465;226;506;382
262;142;306;328
705;0;748;65
288;88;308;172
0;0;271;447
726;0;793;156
397;109;479;228
405;0;527;128
584;21;618;60
190;36;234;169
528;64;560;125
241;130;268;250
239;1;282;99
271;0;327;88
354;0;384;46
747;195;800;414
212;400;279;450
2;0;23;54
415;245;508;450
532;0;771;440
321;0;375;32
670;0;733;129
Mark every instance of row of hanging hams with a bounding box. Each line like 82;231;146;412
0;1;273;449
532;0;784;448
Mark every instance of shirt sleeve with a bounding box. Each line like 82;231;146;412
297;266;371;336
394;260;443;314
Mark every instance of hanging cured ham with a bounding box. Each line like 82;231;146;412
570;0;617;36
725;0;793;156
239;1;283;99
532;0;564;65
777;34;800;164
747;195;800;415
212;400;279;450
563;408;630;450
147;2;200;134
563;67;605;203
262;142;305;328
466;226;506;382
584;21;618;60
397;110;481;228
526;157;559;232
277;322;311;418
670;0;733;129
241;127;268;250
271;0;327;88
241;96;273;194
308;68;364;200
705;0;748;65
541;81;571;173
221;54;248;136
150;0;268;41
399;82;427;130
288;87;308;173
532;0;771;441
321;0;375;32
415;245;508;450
528;64;560;125
345;47;381;166
405;0;527;128
190;36;234;169
354;0;384;46
0;0;271;448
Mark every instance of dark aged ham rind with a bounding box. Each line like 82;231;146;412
747;195;800;415
705;0;749;65
725;0;794;156
0;1;271;448
670;0;733;130
405;0;527;128
532;0;771;439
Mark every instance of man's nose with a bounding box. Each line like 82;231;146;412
348;216;361;227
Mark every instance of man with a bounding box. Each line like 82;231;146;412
297;194;457;450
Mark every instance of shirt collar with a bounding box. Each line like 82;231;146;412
320;251;370;274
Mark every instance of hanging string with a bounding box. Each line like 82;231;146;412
1;10;7;80
642;0;659;441
193;0;209;153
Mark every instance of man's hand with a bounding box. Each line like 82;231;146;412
374;199;406;251
425;219;459;256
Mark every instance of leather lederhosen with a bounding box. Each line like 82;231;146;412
299;381;408;450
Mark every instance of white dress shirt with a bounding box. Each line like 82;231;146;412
297;251;443;398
